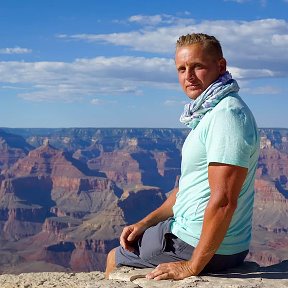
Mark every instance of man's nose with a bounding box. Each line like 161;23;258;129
185;68;195;81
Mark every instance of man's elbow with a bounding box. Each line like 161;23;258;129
224;201;238;215
209;195;238;215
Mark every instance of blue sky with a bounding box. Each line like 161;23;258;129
0;0;287;128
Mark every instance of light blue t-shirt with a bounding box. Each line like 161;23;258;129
171;94;260;255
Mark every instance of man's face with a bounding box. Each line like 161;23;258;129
175;44;226;100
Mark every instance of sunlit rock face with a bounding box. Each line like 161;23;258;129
0;127;287;273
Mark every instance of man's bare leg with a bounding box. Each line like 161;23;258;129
105;248;117;279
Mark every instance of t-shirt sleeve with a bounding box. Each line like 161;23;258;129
205;107;255;168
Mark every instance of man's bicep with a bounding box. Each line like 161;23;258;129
208;163;248;206
205;109;253;168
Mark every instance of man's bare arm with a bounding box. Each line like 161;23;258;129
139;186;178;226
120;186;178;251
187;163;248;274
147;163;247;280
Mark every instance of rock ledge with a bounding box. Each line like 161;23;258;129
0;261;287;288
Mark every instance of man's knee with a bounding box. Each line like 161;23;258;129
105;248;117;279
107;248;117;265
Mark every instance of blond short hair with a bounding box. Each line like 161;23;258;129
176;33;223;59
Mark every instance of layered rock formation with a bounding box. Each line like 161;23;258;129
0;127;287;274
0;139;123;272
247;130;288;266
0;129;31;172
0;129;182;273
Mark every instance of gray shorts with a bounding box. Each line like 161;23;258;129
115;218;248;274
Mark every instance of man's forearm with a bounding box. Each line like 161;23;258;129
187;163;248;275
188;200;237;274
138;186;178;228
145;201;237;281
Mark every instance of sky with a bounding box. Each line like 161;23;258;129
0;0;287;128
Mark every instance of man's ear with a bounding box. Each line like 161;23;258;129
219;58;227;74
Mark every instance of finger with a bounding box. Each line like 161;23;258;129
127;230;137;241
146;266;167;279
154;272;171;281
119;235;126;249
120;227;131;248
120;238;126;249
121;227;131;239
146;270;171;280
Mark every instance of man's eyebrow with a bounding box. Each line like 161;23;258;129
176;61;204;68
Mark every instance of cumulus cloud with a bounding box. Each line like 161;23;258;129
58;17;288;76
128;14;195;26
228;67;275;79
0;54;282;103
0;56;175;102
2;16;287;103
128;15;164;26
0;47;32;54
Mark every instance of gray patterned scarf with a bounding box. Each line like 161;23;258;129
179;71;239;129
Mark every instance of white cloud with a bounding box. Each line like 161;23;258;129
242;85;283;95
0;53;282;103
271;34;288;45
0;56;175;102
0;47;32;54
128;14;195;26
90;98;117;105
90;98;103;105
224;0;251;3
128;15;163;26
1;85;28;90
164;100;187;106
228;66;275;79
58;18;288;77
3;15;288;103
224;0;266;4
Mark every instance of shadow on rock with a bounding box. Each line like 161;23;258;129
209;260;288;280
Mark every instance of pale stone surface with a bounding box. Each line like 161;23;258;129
109;262;288;288
0;262;287;288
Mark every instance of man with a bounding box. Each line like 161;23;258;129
105;33;260;280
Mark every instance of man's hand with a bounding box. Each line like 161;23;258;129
119;186;178;252
120;222;147;252
146;261;196;280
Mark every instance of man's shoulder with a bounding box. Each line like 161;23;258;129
210;94;256;123
214;94;248;112
200;94;259;139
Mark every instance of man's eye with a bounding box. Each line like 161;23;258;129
195;64;203;69
178;68;185;73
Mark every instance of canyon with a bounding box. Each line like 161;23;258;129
0;127;287;274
